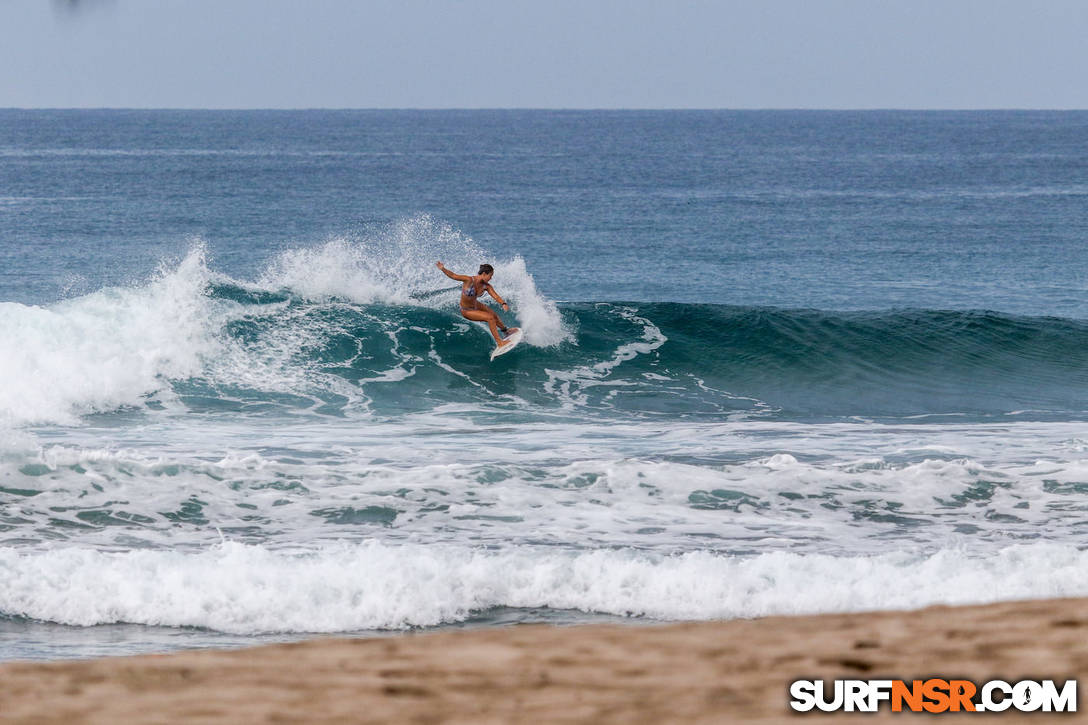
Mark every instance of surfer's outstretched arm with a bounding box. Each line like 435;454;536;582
435;261;469;282
485;284;509;311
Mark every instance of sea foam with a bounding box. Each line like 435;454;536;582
2;541;1086;634
0;246;220;425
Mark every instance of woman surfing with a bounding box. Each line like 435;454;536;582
435;262;520;349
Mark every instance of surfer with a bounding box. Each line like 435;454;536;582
435;262;519;347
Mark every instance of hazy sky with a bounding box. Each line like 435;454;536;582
2;0;1086;109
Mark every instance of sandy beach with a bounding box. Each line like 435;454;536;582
2;597;1084;724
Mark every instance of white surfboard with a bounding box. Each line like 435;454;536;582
490;329;524;360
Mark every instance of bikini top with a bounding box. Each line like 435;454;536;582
463;278;484;297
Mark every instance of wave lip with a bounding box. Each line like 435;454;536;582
637;304;1088;419
2;541;1085;634
0;246;220;426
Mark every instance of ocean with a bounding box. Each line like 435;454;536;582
2;109;1087;660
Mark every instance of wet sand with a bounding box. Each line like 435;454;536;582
1;598;1085;723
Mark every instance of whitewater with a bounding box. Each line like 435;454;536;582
2;233;1087;653
2;109;1087;660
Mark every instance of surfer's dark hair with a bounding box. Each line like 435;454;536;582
478;264;494;275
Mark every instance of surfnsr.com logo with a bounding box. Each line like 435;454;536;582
790;678;1077;713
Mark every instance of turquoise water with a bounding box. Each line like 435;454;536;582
2;110;1088;660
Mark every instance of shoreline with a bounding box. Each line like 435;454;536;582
1;598;1085;723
